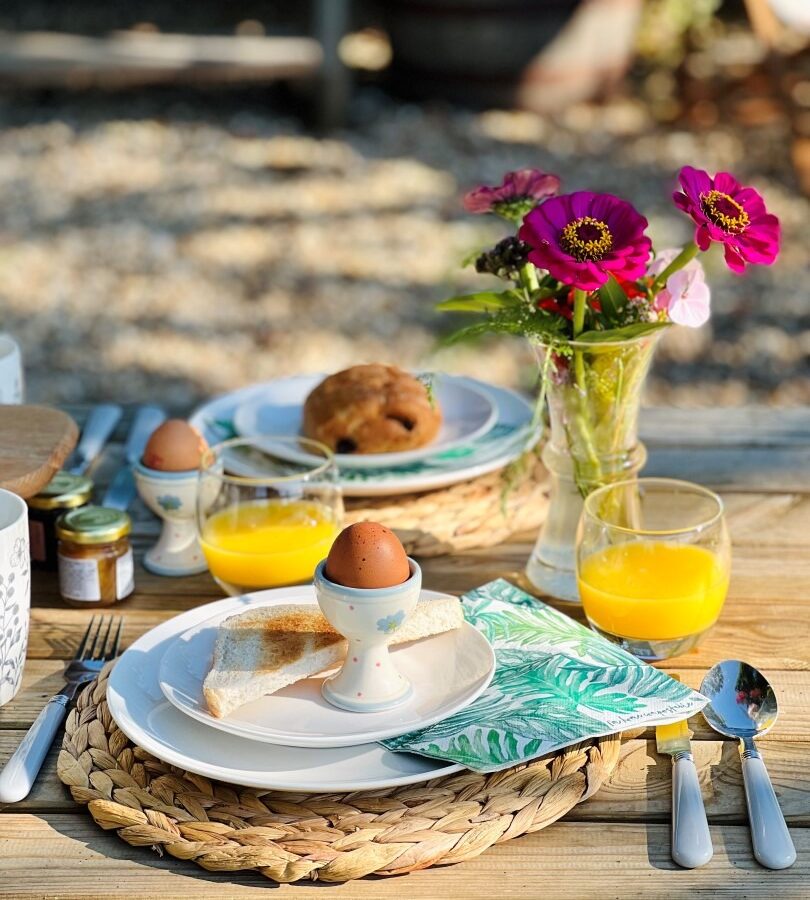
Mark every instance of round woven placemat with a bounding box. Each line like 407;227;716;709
58;663;620;884
345;450;548;557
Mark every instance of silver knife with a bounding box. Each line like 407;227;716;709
66;404;123;475
103;405;167;511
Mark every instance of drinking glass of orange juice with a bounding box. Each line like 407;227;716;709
576;478;730;661
197;437;343;595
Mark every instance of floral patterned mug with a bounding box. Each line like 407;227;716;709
0;489;29;707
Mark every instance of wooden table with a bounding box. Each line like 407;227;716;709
1;406;809;898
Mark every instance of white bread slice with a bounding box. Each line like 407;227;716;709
202;596;463;718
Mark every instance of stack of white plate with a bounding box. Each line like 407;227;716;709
189;374;539;497
107;586;495;792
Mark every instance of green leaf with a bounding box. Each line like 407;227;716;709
597;275;628;322
436;290;521;313
576;321;671;343
438;322;500;347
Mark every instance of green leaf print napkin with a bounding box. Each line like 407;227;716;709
382;579;708;772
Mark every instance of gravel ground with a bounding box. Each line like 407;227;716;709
0;87;807;412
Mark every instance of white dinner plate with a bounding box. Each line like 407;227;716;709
189;377;539;497
107;588;466;792
158;589;495;748
233;373;498;470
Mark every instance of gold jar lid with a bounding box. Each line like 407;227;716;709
29;472;94;511
56;505;132;545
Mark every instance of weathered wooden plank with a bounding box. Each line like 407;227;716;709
722;492;810;547
22;543;810;671
640;406;810;447
64;404;810;447
639;407;810;490
3;661;808;742
0;660;66;729
63;405;810;503
0;31;323;89
28;516;810;613
31;565;218;607
0;815;807;898
644;446;810;492
580;739;810;824
3;736;808;824
5;404;810;894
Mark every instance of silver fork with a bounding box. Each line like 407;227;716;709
0;615;123;804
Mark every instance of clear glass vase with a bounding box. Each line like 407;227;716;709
525;332;662;602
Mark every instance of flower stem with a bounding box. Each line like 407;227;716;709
650;241;700;294
572;288;587;338
571;288;588;387
568;288;603;491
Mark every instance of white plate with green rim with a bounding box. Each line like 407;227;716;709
107;587;468;792
232;373;498;470
158;587;495;749
189;376;538;497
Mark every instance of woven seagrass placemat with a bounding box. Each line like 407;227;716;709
345;451;548;557
58;663;620;884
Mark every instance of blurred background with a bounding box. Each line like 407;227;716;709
0;0;807;411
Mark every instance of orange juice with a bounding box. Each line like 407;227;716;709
200;499;339;590
577;541;728;640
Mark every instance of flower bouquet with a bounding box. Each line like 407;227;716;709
439;166;780;601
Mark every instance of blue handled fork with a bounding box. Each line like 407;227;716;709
0;615;123;804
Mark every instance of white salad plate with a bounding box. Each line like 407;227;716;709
107;588;468;792
232;373;498;470
189;376;538;497
159;587;495;749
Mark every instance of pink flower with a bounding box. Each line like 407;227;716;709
463;168;560;218
649;249;711;327
519;191;652;291
673;166;780;273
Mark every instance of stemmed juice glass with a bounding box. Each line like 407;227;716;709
576;477;731;661
197;437;343;596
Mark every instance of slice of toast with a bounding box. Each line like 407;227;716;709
202;597;463;718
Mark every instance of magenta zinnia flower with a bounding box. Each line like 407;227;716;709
673;166;780;273
463;168;560;219
518;191;651;291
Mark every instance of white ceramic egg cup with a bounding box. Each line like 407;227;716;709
314;558;422;713
134;462;208;577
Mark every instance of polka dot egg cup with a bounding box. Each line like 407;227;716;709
134;462;208;577
314;558;422;712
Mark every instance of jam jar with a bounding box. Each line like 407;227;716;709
56;506;135;608
28;472;94;570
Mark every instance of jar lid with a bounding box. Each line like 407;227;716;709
28;472;94;510
56;505;132;544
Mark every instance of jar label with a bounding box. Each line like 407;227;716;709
58;554;100;601
116;549;134;600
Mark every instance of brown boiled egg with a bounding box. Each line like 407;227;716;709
142;419;208;472
325;522;410;589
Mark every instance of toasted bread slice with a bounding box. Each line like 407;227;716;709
202;596;463;718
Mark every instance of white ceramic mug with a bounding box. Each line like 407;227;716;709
0;335;24;404
0;489;30;707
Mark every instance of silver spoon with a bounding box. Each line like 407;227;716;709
700;660;796;869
